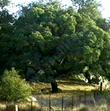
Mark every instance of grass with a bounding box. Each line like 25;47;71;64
0;80;110;111
31;80;110;111
0;101;41;111
0;103;109;111
32;80;97;95
31;82;51;94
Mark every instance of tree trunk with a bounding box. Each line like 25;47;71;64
99;82;103;92
85;72;91;84
51;80;58;93
87;77;91;84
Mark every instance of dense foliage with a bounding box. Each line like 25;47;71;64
0;0;110;83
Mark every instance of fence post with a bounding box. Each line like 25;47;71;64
5;101;7;111
40;95;43;111
84;92;87;104
79;95;81;102
31;100;33;111
72;95;74;110
61;96;64;111
15;104;18;111
49;94;51;111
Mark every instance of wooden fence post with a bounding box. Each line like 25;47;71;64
5;101;7;111
15;104;18;111
31;101;33;111
79;95;81;102
61;96;64;111
40;95;43;111
49;94;51;111
84;92;87;104
72;95;74;109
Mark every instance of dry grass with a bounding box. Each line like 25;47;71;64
38;104;110;111
58;84;95;91
32;80;97;95
0;80;108;111
0;101;41;111
31;82;51;94
0;103;109;111
0;103;6;111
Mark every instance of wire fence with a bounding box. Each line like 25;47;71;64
0;91;109;111
35;91;108;111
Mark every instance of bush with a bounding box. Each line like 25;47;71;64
0;68;32;102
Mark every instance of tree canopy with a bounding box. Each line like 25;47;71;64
0;0;110;83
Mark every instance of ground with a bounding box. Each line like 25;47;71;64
0;80;110;111
31;80;110;111
32;80;97;94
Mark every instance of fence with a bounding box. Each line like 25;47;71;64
0;92;109;111
35;91;108;111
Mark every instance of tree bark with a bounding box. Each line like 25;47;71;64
85;71;91;84
99;82;103;92
51;80;58;93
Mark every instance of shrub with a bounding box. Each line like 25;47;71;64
0;68;32;102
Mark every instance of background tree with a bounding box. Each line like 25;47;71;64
0;0;110;92
0;0;14;76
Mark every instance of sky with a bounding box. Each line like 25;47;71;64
101;0;110;18
8;0;110;18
